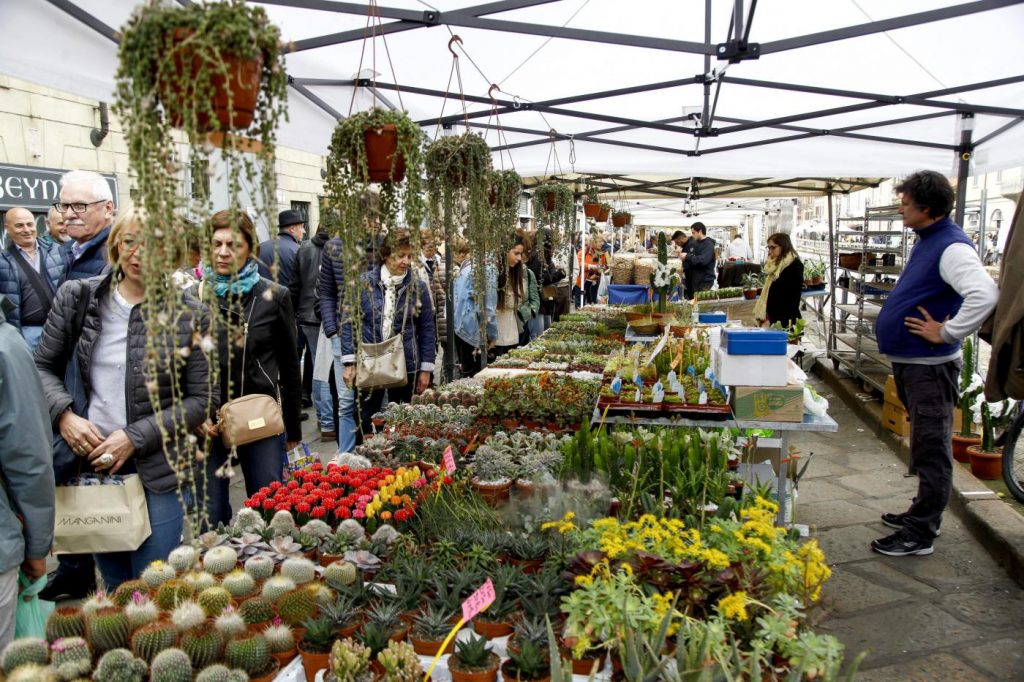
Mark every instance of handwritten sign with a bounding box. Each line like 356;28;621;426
442;446;457;474
461;578;495;622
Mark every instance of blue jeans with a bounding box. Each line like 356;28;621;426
331;336;358;453
300;324;335;432
527;315;544;340
21;325;43;352
204;433;286;527
94;486;186;592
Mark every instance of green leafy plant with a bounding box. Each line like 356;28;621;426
503;639;550;681
376;640;424;682
300;616;337;655
449;632;498;673
329;638;372;682
958;337;983;437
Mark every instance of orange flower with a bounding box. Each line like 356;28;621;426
381;511;392;521
390;496;401;506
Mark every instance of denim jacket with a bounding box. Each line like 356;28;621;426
453;261;498;347
340;265;436;372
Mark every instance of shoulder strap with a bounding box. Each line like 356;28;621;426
7;242;54;306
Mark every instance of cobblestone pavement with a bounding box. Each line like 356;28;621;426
795;379;1024;681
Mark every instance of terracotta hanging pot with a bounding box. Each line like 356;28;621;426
952;433;981;464
596;206;611;222
967;445;1002;480
363;124;407;183
583;202;601;218
544;191;556;212
612;213;631;228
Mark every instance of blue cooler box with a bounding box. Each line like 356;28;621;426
698;311;727;324
723;329;788;356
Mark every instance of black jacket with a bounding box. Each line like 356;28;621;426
34;274;215;494
289;230;328;326
685;237;717;292
766;257;804;329
256;233;301;286
211;277;303;442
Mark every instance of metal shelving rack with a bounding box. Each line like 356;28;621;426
828;205;909;392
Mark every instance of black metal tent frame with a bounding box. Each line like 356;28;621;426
45;0;1024;379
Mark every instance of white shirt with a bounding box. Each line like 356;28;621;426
15;243;40;271
725;237;751;260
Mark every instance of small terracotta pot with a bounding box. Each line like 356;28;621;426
501;659;551;682
612;213;631;228
583;202;601;219
501;418;521;430
410;632;455;656
967;445;1002;480
370;659;385;676
952;433;982;464
597;206;611;222
564;651;606;676
514;479;537;498
271;648;299;668
298;645;331;682
319;552;344;568
338;618;362;639
473;617;514;639
388;625;409;642
509;557;543;575
743;289;758;300
362;124;407;183
449;653;501;682
469;478;513;504
250;659;281;682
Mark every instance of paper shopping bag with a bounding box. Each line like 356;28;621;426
53;474;152;554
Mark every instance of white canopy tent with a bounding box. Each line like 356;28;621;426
3;0;1023;225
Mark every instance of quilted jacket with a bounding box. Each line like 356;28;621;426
0;239;66;329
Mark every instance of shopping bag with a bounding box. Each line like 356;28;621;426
53;474;152;554
15;572;53;639
597;272;610;299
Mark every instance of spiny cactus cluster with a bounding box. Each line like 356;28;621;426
221;570;256;599
244;555;274;582
141;562;177;589
86;608;131;655
167;545;198;573
1;637;49;675
50;637;92;680
180;624;224;669
235;508;267;533
202;546;239;576
239;597;274;627
224;634;271;676
280;557;316;585
93;648;148;682
300;519;332;539
150;648;193;682
130;621;177;663
45;607;85;643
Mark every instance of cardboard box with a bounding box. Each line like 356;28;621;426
732;385;805;422
882;401;911;436
884;375;903;408
714;347;789;387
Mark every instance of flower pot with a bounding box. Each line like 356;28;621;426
250;658;281;682
298;645;331;682
469;478;513;504
564;651;606;676
501;418;521;430
583;202;602;219
612;213;630;228
952;433;981;464
545;423;563;434
509;557;544;574
161;28;262;132
543;191;556;213
388;626;409;643
522;419;542;430
811;276;823;285
410;633;455;656
363;124;407;183
515;479;537;498
743;289;758;300
338;618;362;639
271;648;299;668
967;445;1002;480
473;617;514;639
319;552;344;568
370;659;385;677
449;652;501;682
501;658;551;682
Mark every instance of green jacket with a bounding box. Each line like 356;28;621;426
517;268;541;334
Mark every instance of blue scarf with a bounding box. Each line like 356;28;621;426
203;258;261;298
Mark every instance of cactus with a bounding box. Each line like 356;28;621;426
324;560;358;588
280;557;316;585
93;648;148;682
337;519;365;543
180;623;225;669
268;510;297;536
329;638;371;682
239;597;274;627
243;555;274;582
370;524;399;547
124;592;158;631
235;508;267;533
377;640;423;682
202;546;239;576
142;561;177;589
214;606;247;639
274;588;318;626
5;663;58;682
1;637;50;674
261;620;295;654
81;591;115;618
195;664;250;682
170;601;206;633
85;608;131;656
300;519;332;539
129;621;177;663
111;580;149;608
149;648;193;682
168;546;198;573
221;570;256;599
224;634;271;676
49;637;91;680
308;582;336;609
260;576;295;602
198;586;233;617
156;579;196;612
183;570;219;592
45;607;85;643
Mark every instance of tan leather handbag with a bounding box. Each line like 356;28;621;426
355;333;408;389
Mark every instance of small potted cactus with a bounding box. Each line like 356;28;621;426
274;588;318;628
240;596;276;632
93;648;148;681
130;621;178;663
500;639;551;682
111;579;149;608
45;606;85;643
85;608;132;657
409;604;456;656
141;561;177;590
0;638;49;675
364;600;408;643
281;557;318;585
224;633;279;682
179;623;225;669
376;640;424;682
195;664;250;681
198;586;234;617
124;591;159;631
214;606;248;639
222;570;258;601
203;546;240;576
263;617;298;667
156;579;196;612
149;647;194;682
448;632;500;682
327;637;373;682
298;615;337;682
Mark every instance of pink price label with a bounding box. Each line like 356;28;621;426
461;578;495;622
442;446;457;474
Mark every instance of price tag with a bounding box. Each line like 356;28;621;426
442;446;457;474
461;578;495;622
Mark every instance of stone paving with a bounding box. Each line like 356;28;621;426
793;379;1024;681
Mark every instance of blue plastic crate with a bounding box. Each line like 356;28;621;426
698;311;728;324
722;329;788;356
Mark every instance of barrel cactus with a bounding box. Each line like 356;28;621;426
235;508;267;533
260;576;295;602
224;634;270;677
141;561;177;589
183;570;218;592
1;637;50;674
81;591;115;618
45;607;85;643
221;570;256;600
124;592;158;631
300;519;332;539
180;624;224;669
198;586;233;617
49;637;91;680
202;546;239;576
170;601;206;633
149;648;193;682
214;607;247;639
93;648;148;682
168;545;198;573
273;588;317;626
111;580;148;608
156;579;195;612
239;597;274;627
261;620;295;654
4;663;57;682
243;555;274;582
85;608;131;656
324;560;357;588
307;582;336;609
129;621;177;663
268;510;297;536
280;557;316;585
195;664;250;682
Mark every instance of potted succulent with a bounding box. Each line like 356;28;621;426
322;594;364;639
364;600;408;643
376;640;425;682
501;639;551;682
263;618;298;668
953;338;984;463
508;615;549;657
804;260;827;285
224;633;280;682
741;271;764;300
612;210;632;228
448;631;501;682
508;534;549;574
409;604;457;656
326;638;373;682
469;445;518;503
472;592;518;639
597;202;612;223
968;395;1017;480
298;615;337;682
582;184;602;219
357;621;392;674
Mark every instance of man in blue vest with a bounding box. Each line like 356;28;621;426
873;170;997;557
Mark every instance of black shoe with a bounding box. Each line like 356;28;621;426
299;412;310;422
39;571;96;601
880;512;940;536
871;530;933;557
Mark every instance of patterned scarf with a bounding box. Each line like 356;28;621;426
754;251;796;323
380;264;407;336
203;258;261;298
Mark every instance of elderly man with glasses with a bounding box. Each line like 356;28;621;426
54;169;115;283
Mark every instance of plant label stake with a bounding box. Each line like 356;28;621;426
442;445;457;474
424;578;496;682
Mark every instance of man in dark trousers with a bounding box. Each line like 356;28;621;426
258;209;305;285
289;226;333;440
40;169;113;601
873;170;997;556
683;222;716;299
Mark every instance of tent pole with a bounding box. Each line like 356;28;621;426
826;185;837;360
444;237;455;383
954;113;974;226
701;0;713;127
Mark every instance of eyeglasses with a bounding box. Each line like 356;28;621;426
766;244;780;250
120;237;141;251
53;200;106;214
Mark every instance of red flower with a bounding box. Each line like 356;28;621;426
336;507;352;520
270;481;282;490
296;502;311;514
287;481;299;490
262;499;275;511
311;506;327;518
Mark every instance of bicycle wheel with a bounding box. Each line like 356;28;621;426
1003;409;1024;504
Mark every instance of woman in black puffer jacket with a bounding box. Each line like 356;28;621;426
34;207;215;590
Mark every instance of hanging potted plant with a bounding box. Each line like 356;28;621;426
612;210;632;228
532;182;575;233
596;202;612;223
953;338;983;463
582;184;602;219
967;395;1017;480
